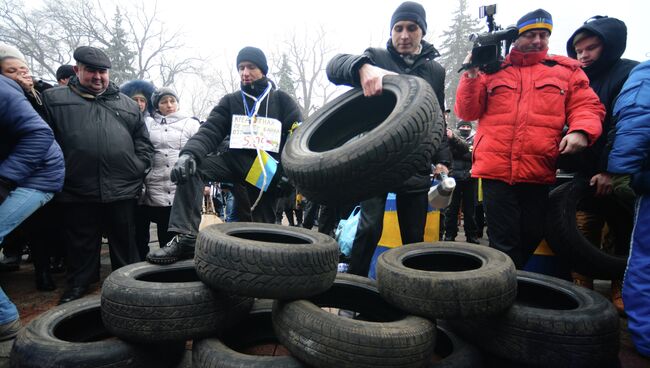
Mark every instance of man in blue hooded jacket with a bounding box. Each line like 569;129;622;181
608;60;650;358
0;74;65;340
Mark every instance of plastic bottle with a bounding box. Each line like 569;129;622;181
428;172;456;209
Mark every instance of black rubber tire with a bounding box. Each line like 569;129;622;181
282;74;443;205
447;270;620;368
195;222;339;299
376;242;517;319
272;273;436;368
545;178;627;279
10;296;185;368
192;299;305;367
101;260;253;343
429;323;483;368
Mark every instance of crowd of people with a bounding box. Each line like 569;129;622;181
0;0;648;358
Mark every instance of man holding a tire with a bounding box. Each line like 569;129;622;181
455;9;605;268
146;47;303;265
326;1;451;277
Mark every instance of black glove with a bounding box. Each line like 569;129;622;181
0;177;16;205
170;153;197;184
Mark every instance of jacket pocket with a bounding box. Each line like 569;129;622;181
532;78;568;117
486;80;517;115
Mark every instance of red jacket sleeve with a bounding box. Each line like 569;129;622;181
454;72;487;122
565;68;605;145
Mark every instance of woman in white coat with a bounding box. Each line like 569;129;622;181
135;87;200;259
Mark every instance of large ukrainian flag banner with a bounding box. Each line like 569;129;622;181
245;150;278;192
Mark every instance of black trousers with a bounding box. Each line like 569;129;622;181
444;179;478;239
348;192;428;277
482;179;548;269
135;205;173;260
318;204;355;237
301;199;319;229
60;200;139;287
168;153;278;236
25;201;65;271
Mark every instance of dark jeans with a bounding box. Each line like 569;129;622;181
222;190;237;222
168;153;278;236
475;202;485;237
135;205;173;260
60;200;139;287
444;179;478;239
482;179;549;269
348;192;428;277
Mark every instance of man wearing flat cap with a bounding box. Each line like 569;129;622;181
42;45;153;303
146;46;302;265
325;1;451;278
455;9;605;268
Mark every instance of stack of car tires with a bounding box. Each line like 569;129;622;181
9;224;621;367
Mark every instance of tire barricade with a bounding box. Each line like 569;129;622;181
10;222;621;367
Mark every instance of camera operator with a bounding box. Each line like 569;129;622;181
455;9;605;268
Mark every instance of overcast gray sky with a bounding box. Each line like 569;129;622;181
157;0;648;64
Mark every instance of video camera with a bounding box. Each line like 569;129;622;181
464;5;518;74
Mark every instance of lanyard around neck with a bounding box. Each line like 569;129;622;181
241;82;272;118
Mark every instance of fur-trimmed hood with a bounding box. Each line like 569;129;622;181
120;79;156;115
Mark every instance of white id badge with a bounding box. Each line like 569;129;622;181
230;115;282;153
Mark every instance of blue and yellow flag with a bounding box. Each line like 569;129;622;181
245;150;278;192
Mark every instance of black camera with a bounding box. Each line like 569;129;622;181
464;5;518;74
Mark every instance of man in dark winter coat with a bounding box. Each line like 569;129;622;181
326;1;451;277
443;121;479;244
146;46;303;265
43;46;154;304
0;74;64;339
566;16;639;313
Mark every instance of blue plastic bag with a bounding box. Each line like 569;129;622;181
335;206;361;257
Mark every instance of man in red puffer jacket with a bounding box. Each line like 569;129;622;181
455;9;604;268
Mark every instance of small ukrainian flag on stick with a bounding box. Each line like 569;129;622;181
245;150;278;192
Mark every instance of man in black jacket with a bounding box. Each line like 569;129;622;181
443;121;479;244
326;1;450;277
43;46;154;304
566;16;639;313
146;46;303;265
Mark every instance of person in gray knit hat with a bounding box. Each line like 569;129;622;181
135;85;199;260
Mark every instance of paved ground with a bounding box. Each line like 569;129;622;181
0;222;648;367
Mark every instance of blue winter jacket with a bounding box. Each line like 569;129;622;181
0;75;64;192
607;61;650;194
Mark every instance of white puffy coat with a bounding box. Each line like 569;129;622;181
141;112;200;207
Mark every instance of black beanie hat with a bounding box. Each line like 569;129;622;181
56;65;75;81
391;1;427;35
236;46;268;75
517;9;553;35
